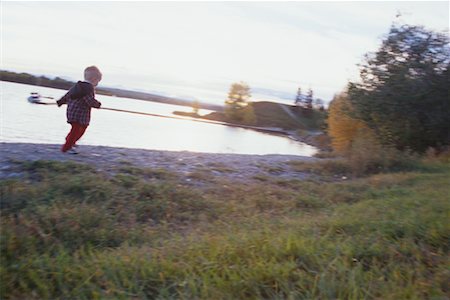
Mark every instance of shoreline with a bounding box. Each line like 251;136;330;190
1;77;223;111
35;100;306;142
7;80;328;150
1;142;317;183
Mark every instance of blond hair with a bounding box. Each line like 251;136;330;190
84;66;102;82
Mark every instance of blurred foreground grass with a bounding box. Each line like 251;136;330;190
1;159;449;299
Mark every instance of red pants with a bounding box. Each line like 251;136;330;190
61;122;88;152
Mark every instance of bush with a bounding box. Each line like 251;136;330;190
423;146;450;164
346;130;418;176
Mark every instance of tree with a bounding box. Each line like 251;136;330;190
347;24;450;152
295;86;314;110
305;88;313;110
191;100;200;115
242;103;257;125
294;87;303;106
328;93;368;154
225;81;252;122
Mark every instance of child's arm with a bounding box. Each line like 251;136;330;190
82;94;102;108
56;92;70;107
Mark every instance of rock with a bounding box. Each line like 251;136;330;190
0;142;317;183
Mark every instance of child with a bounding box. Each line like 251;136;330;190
57;66;102;154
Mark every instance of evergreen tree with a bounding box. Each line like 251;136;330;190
305;88;314;110
348;24;450;152
294;87;303;106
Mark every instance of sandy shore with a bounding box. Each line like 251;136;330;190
1;142;317;183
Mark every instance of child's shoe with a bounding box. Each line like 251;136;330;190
67;148;79;155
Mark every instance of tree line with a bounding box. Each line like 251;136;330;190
328;24;449;154
223;82;325;126
1;70;74;90
224;23;449;158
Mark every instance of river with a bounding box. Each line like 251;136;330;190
0;81;317;156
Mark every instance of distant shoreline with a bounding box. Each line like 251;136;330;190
0;70;224;111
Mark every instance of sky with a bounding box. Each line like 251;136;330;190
1;1;449;105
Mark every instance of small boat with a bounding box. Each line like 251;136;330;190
27;92;42;103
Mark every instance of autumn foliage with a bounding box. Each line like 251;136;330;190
327;93;367;155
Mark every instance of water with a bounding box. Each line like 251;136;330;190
1;81;317;156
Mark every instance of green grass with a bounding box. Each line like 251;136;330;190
1;159;449;299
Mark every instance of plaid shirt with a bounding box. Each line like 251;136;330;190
58;83;101;125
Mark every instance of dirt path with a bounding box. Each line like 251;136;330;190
278;103;299;121
1;143;316;183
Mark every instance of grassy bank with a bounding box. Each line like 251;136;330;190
1;159;449;299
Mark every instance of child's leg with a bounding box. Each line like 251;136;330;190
61;123;77;152
61;123;84;152
73;125;88;144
